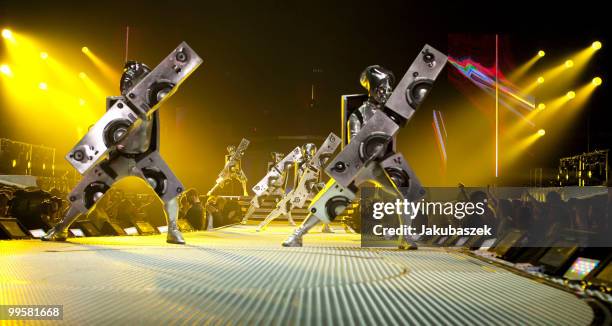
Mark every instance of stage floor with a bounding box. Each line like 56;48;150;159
1;223;594;325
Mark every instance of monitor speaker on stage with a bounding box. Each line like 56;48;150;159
0;217;29;239
134;221;159;235
75;220;101;237
590;260;612;290
537;240;579;276
494;229;527;261
464;235;486;250
100;221;127;236
177;219;194;232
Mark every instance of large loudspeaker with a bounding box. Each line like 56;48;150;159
494;229;527;261
0;218;29;239
177;219;194;232
100;221;127;236
591;260;612;289
537;241;579;276
134;221;159;235
75;220;101;237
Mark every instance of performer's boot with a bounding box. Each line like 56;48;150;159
42;205;82;241
241;197;259;224
282;214;320;247
398;235;418;250
397;213;417;250
321;223;333;233
164;197;185;244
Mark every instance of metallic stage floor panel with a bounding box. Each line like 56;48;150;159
0;223;593;325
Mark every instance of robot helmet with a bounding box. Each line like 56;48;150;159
302;143;317;161
271;152;283;163
359;65;395;104
120;61;151;95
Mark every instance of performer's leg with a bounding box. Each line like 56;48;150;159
256;195;291;231
163;196;185;244
282;214;321;247
41;204;88;241
42;162;117;241
242;196;260;224
256;206;283;232
133;151;186;244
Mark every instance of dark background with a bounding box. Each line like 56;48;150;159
0;0;609;190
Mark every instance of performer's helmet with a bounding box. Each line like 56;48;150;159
120;61;152;95
302;143;317;160
359;65;395;104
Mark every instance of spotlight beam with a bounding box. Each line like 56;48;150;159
81;47;121;84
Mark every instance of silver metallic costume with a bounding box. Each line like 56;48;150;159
257;134;340;231
283;45;447;248
348;65;395;143
207;139;250;196
42;42;202;244
241;151;292;224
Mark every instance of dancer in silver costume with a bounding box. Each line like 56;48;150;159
283;45;447;249
42;43;202;244
207;139;250;196
241;152;290;224
257;134;339;231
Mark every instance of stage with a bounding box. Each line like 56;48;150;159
0;223;594;325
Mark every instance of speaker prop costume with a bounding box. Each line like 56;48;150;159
241;148;302;224
257;133;340;231
42;42;203;244
207;138;250;196
283;45;447;248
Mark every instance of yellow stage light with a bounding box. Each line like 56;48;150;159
79;72;87;79
566;91;576;99
38;82;48;91
2;29;12;39
565;60;574;68
538;50;546;57
40;52;48;60
537;129;546;136
81;46;89;54
537;76;545;84
592;77;602;86
592;41;602;50
538;103;546;110
79;98;86;106
11;160;16;168
0;64;11;76
42;163;46;170
27;161;31;169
